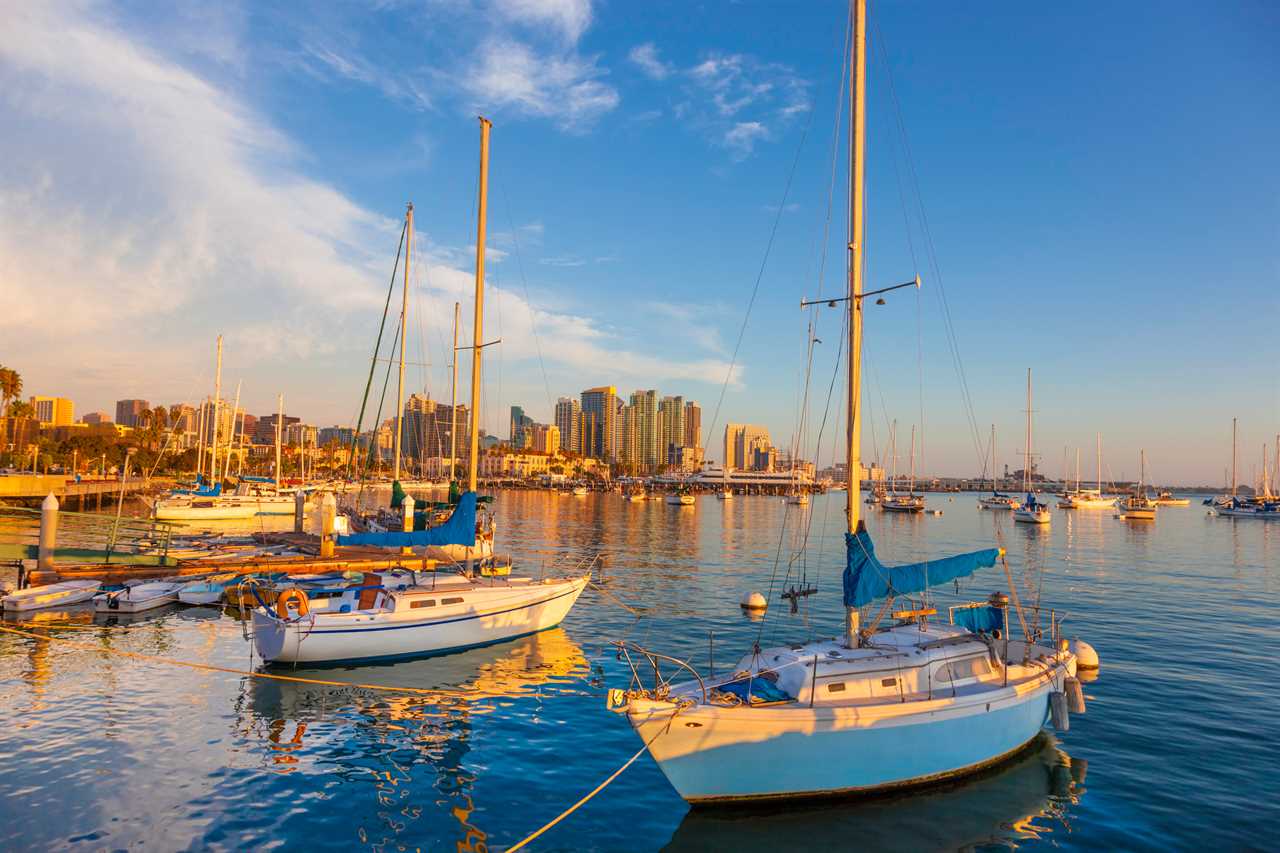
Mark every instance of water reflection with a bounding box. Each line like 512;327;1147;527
664;736;1087;852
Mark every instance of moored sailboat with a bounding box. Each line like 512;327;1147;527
1012;370;1050;524
607;1;1088;802
1116;450;1157;520
978;424;1020;510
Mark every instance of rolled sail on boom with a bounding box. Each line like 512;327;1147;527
843;527;1001;608
337;491;478;548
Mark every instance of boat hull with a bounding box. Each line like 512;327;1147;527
2;582;101;611
1013;509;1051;524
251;576;588;665
627;675;1060;803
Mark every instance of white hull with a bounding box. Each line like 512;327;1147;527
1059;496;1114;509
94;582;183;613
1013;508;1051;524
978;498;1018;510
666;495;695;505
251;575;589;664
177;589;226;606
3;581;101;611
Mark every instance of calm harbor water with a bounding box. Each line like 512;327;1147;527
1;491;1277;850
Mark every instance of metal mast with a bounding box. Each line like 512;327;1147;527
844;0;867;647
469;117;492;493
393;203;413;483
449;301;460;483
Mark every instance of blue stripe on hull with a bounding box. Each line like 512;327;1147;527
659;695;1051;802
260;623;562;669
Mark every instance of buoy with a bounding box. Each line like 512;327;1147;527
1065;677;1086;714
740;591;768;613
1050;691;1069;731
1068;639;1100;670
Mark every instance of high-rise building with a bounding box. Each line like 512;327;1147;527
627;390;660;470
29;396;74;427
81;411;111;425
254;413;300;445
527;423;560;455
619;404;639;470
115;399;150;427
683;400;702;449
658;395;684;467
509;405;534;447
580;386;619;462
554;397;581;454
724;423;774;471
402;394;469;461
318;426;356;447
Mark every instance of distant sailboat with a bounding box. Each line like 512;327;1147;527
1059;433;1114;509
1012;370;1050;525
1116;450;1158;520
978;424;1020;510
881;424;925;513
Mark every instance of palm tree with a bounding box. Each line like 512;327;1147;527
0;366;21;415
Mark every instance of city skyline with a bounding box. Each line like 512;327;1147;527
1;2;1275;482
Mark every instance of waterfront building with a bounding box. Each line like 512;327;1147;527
724;423;775;471
619;403;640;471
81;411;111;425
627;390;659;470
29;396;74;427
319;426;355;448
554;397;581;454
284;422;318;448
684;400;702;450
401;394;469;462
510;405;533;447
580;386;619;462
659;395;684;468
527;423;560;456
114;399;149;427
253;412;299;445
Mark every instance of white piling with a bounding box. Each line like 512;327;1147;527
319;492;336;558
294;490;307;533
401;495;416;556
38;493;59;572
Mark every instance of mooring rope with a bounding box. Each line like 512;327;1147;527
0;623;478;698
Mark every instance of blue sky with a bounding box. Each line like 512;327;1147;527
1;0;1275;483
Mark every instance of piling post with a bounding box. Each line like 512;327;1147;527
294;490;307;534
319;492;336;558
38;493;59;572
401;495;415;556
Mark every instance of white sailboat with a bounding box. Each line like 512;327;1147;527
1116;450;1157;520
608;2;1086;802
250;119;589;666
881;424;925;513
978;424;1020;510
1059;433;1115;508
1012;370;1050;524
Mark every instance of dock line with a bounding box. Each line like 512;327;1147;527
0;624;480;699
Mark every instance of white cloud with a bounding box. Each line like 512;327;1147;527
682;52;810;160
494;0;593;44
538;255;587;267
300;42;433;110
724;121;769;159
628;42;672;80
464;37;618;130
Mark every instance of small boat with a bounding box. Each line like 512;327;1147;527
1116;450;1158;520
572;485;588;497
666;492;695;506
881;493;926;513
627;490;648;503
177;572;242;605
3;580;102;611
786;493;810;506
979;493;1020;510
1153;491;1189;506
716;489;732;501
94;581;184;613
1212;497;1280;519
1011;371;1050;525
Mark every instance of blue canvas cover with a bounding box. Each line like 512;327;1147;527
843;527;1001;608
337;491;478;548
952;604;1005;633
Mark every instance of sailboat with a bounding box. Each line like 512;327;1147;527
978;424;1020;510
250;119;590;665
607;2;1087;802
881;423;925;513
1116;450;1157;520
1059;433;1115;509
1012;370;1050;524
1213;440;1280;519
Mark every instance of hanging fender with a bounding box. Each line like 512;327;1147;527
275;588;310;620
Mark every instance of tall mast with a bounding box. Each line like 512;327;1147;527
469;117;492;493
1023;368;1032;493
1231;417;1237;496
393;203;413;483
908;424;916;494
226;379;242;484
195;398;206;479
990;424;996;491
1096;433;1102;493
844;0;867;648
449;301;460;483
275;393;283;493
211;334;223;483
1075;447;1081;492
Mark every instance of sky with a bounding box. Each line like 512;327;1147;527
1;0;1276;484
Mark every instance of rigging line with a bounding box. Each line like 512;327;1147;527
348;219;407;477
499;180;555;414
702;85;819;454
363;319;401;482
872;16;985;469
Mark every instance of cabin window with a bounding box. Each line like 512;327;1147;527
442;597;464;605
881;677;897;688
826;682;846;693
410;600;436;609
937;656;990;682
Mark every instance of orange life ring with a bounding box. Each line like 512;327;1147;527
275;588;310;619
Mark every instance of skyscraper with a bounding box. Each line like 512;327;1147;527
724;423;774;471
659;395;684;467
115;399;150;427
554;397;581;454
29;396;74;427
684;400;702;450
628;389;659;470
580;386;619;462
509;405;533;447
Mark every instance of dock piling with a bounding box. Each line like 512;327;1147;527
319;492;336;558
401;495;415;556
38;493;59;572
294;490;306;533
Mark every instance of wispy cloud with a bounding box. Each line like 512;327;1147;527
628;42;673;80
495;0;594;44
300;41;433;110
462;37;618;131
538;255;587;267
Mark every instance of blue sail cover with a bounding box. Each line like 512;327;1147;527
952;604;1005;633
843;528;1001;608
337;491;478;548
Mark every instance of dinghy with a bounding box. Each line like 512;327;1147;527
3;580;101;611
94;581;184;613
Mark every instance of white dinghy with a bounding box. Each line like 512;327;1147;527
3;580;102;612
94;581;184;613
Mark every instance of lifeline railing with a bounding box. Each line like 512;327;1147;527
612;640;707;704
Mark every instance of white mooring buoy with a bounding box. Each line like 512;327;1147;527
1068;639;1100;670
740;591;768;613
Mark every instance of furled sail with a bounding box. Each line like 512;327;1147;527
843;527;1000;608
338;491;477;548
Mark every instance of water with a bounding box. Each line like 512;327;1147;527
1;492;1276;850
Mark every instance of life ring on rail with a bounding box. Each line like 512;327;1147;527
275;588;310;619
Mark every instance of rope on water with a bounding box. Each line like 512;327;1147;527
587;581;647;616
0;624;478;698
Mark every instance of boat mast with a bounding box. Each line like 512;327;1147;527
211;334;223;484
1023;368;1032;494
226;379;241;484
844;0;867;648
1075;447;1081;493
1230;417;1237;496
908;424;916;494
448;301;460;483
275;393;283;494
469;117;492;493
992;424;998;491
1097;432;1103;493
393;203;413;483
